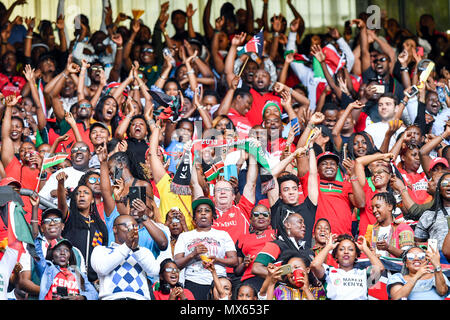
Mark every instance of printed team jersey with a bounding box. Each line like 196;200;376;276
323;264;372;300
213;196;254;244
45;268;80;300
398;167;430;205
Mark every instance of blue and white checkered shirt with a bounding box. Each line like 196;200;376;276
91;242;159;300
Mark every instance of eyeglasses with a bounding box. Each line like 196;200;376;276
79;103;92;109
142;48;154;53
71;146;89;153
43;217;62;225
165;267;180;273
374;57;388;64
252;211;270;218
88;177;100;184
215;187;233;193
406;252;426;261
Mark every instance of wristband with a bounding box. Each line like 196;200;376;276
30;220;39;224
116;46;123;50
273;32;280;37
186;70;195;75
160;75;167;80
400;67;409;72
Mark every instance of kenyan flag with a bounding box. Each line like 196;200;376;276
42;153;69;171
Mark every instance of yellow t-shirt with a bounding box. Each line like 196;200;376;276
156;173;194;231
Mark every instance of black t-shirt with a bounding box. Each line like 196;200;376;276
270;197;317;249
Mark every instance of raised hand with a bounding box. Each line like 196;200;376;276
55;14;65;31
215;16;225;32
311;44;326;63
186;3;197;18
23;64;36;82
5;95;21;107
231;32;246;47
290;18;300;33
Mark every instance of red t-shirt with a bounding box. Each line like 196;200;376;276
247;88;282;127
358;181;379;237
4;157;43;219
0;74;26;97
236;228;276;281
45;268;80;300
213;195;254;243
228;108;253;139
301;173;354;236
151;283;195;300
398;167;430;205
48;123;94;153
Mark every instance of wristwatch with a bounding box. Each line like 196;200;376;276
435;265;442;272
132;246;140;252
141;214;149;222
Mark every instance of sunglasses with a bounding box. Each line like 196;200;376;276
88;177;100;184
374;57;388;63
43;217;62;225
252;211;270;218
441;180;450;188
406;252;426;261
165;267;180;273
142;48;154;53
79;103;92;109
90;66;103;71
114;222;137;231
71;146;89;153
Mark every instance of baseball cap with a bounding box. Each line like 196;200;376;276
0;177;22;189
192;197;216;214
50;238;73;250
41;208;64;221
316;151;340;164
90;121;109;132
429;157;449;171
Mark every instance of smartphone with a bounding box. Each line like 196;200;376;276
405;85;419;98
56;286;68;297
290;118;301;136
113;167;123;182
373;85;385;94
436;86;447;105
129;186;146;205
279;264;293;276
428;238;438;252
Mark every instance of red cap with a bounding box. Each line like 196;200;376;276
0;177;22;189
429;157;449;171
316;151;340;164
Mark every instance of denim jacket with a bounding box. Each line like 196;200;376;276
34;238;98;300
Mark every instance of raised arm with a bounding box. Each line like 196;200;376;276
148;122;166;184
332;101;364;151
23;65;46;131
56;171;69;220
202;0;214;41
1;95;21;168
353;19;370;74
420;127;450;178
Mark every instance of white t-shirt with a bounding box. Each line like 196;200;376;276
323;264;371;300
365;122;405;151
173;228;236;285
